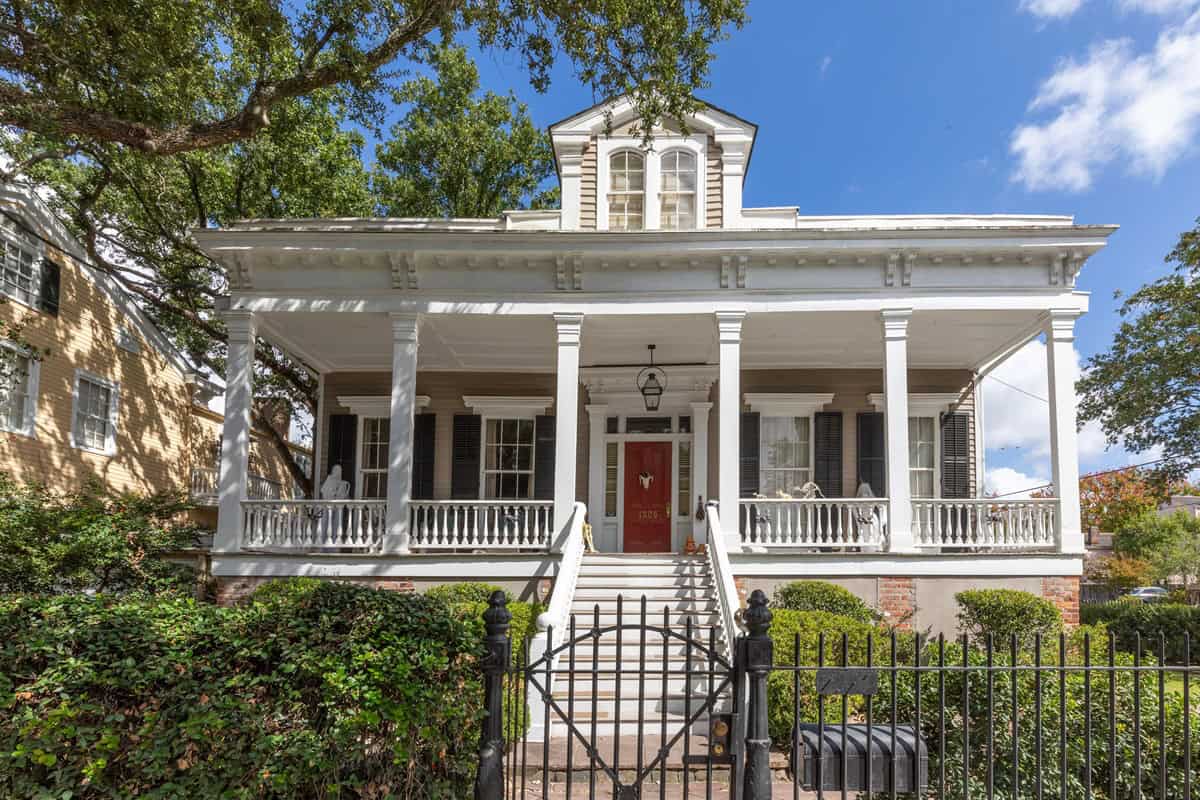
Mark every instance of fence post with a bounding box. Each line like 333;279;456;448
475;590;511;800
741;589;773;800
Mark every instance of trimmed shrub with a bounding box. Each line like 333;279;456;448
427;581;513;605
771;580;876;623
956;589;1062;646
1080;601;1200;664
0;580;491;798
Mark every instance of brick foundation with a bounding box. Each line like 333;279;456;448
214;576;416;605
1042;576;1080;625
877;576;916;630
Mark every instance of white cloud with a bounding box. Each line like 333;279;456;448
1020;0;1088;19
985;466;1051;497
1119;0;1199;13
1011;10;1200;191
819;55;832;77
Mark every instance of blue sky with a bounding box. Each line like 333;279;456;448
451;1;1200;496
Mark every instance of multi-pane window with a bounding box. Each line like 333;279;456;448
909;416;936;498
0;221;40;306
608;151;645;230
660;151;697;230
0;351;33;434
359;417;390;499
604;441;618;517
73;373;117;453
759;416;812;496
484;418;535;499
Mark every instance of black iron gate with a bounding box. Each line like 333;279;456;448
476;592;760;800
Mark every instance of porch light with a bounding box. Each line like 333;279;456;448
637;344;667;412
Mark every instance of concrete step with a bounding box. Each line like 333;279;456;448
575;575;712;589
553;638;727;659
548;675;727;695
572;587;716;603
576;563;711;577
568;599;718;617
581;554;707;565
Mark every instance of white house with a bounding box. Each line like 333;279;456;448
193;96;1114;638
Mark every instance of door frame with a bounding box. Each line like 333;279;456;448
604;430;690;553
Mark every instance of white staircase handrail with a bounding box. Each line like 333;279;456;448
536;501;588;635
705;501;744;661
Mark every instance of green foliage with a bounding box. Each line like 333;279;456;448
1078;217;1200;471
955;589;1062;646
0;581;490;798
1081;601;1200;664
426;581;513;606
1088;553;1156;591
771;580;876;623
373;46;556;217
0;475;199;596
1115;510;1200;588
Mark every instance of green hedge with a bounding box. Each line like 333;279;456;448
1081;601;1200;664
955;588;1062;646
771;580;876;623
0;580;501;798
426;581;513;605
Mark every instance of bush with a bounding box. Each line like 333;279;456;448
1080;601;1200;664
0;580;491;798
427;581;513;605
0;475;200;596
771;580;876;623
956;589;1062;646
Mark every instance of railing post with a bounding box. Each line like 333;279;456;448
741;589;773;800
475;591;511;800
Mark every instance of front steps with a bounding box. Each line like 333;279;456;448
544;554;734;738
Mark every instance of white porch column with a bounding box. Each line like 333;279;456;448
690;401;712;544
586;403;609;543
215;311;256;553
1046;310;1084;554
716;311;746;551
553;313;583;545
556;136;588;230
384;312;420;555
881;309;915;552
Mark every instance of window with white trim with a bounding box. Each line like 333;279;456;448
909;416;936;498
759;416;812;496
359;417;390;499
484;418;535;499
71;372;118;454
659;150;697;230
0;347;37;436
607;151;645;231
0;219;41;307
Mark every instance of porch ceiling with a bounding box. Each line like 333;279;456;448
257;308;1045;373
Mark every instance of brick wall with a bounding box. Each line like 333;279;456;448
215;575;416;605
1042;576;1081;625
877;577;916;630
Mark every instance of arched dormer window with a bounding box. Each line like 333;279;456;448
660;150;697;230
607;151;645;230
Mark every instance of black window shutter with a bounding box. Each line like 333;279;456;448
37;258;60;316
451;414;482;498
739;411;760;498
814;411;843;497
411;413;436;500
533;415;556;500
326;414;357;497
856;412;886;496
941;412;971;499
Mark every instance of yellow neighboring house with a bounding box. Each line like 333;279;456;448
0;183;308;517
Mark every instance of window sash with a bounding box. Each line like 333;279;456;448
483;417;535;499
358;417;390;499
908;415;936;498
608;151;646;230
759;416;812;496
74;376;115;452
0;232;39;307
660;151;697;230
0;353;31;433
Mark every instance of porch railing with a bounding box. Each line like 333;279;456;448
240;500;386;551
191;468;282;504
705;502;743;662
408;500;554;550
911;497;1058;548
739;497;889;548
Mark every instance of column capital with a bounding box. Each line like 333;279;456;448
1045;309;1079;342
389;311;420;342
880;308;912;340
690;401;714;414
585;403;609;418
224;310;257;339
554;312;584;344
715;310;747;342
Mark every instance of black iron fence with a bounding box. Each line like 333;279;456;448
474;590;1200;799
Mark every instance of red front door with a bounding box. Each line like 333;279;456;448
624;441;672;552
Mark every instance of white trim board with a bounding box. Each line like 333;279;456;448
337;394;431;417
462;395;553;418
212;553;562;579
728;552;1083;577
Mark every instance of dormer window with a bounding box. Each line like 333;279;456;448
608;151;645;231
660;151;697;230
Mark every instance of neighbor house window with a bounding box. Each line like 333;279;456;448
0;220;40;307
358;417;390;499
909;416;936;498
71;371;119;454
608;151;645;230
0;346;37;436
484;418;535;498
759;416;811;496
660;150;697;230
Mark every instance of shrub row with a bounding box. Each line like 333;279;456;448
1081;600;1200;663
0;579;537;799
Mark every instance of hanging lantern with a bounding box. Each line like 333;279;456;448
636;344;667;412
